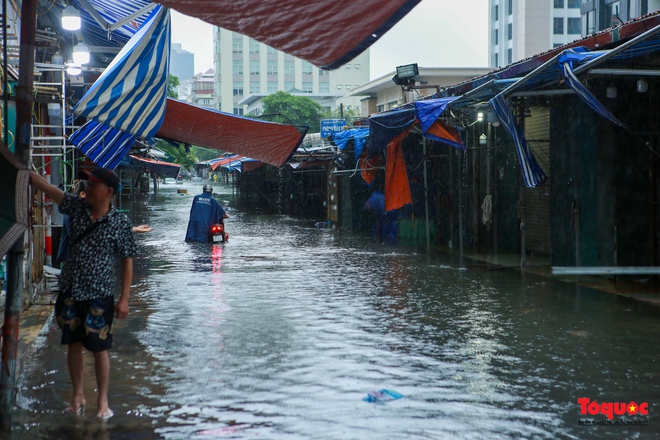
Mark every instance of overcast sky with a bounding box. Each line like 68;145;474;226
170;0;489;80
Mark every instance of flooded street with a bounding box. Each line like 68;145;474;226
10;181;660;439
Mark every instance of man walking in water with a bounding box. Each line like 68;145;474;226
185;184;228;243
30;167;137;420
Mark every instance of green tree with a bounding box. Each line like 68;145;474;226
261;91;324;131
324;105;362;124
154;140;222;171
168;74;180;99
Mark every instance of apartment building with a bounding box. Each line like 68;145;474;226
489;0;582;68
212;27;370;115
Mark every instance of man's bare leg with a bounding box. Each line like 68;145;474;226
66;342;86;413
93;350;113;419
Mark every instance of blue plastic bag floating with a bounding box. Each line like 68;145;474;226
363;389;404;403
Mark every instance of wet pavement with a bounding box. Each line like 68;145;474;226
5;180;660;439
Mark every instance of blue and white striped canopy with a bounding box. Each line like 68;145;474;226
73;5;170;141
489;95;547;188
69;120;137;170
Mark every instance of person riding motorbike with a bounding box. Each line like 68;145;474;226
185;185;228;243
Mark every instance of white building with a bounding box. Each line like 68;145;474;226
191;68;215;108
580;0;660;34
489;0;582;68
212;27;370;115
348;67;493;118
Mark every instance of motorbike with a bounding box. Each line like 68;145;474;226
209;222;229;243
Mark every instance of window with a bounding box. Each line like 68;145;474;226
507;23;512;40
553;17;564;34
284;81;294;91
233;82;243;96
553;0;564;8
249;61;260;75
319;83;329;93
508;0;512;15
494;29;498;45
249;39;260;53
507;48;512;64
567;17;581;34
250;82;260;93
232;40;242;53
267;61;278;75
233;107;243;115
232;61;243;75
318;69;328;76
377;104;384;112
302;62;313;75
494;4;498;20
284;61;295;75
267;82;278;93
584;10;595;34
494;53;499;67
302;81;313;93
567;0;580;7
267;45;277;54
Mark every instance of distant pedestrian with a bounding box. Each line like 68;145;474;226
30;167;137;420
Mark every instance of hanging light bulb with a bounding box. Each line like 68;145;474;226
66;60;81;76
61;5;81;31
72;42;90;65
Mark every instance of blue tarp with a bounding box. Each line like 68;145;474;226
415;97;459;135
366;108;416;155
332;127;370;160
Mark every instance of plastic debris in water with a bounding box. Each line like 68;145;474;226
363;389;404;403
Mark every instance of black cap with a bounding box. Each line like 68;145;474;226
79;168;120;194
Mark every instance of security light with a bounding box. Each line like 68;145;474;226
392;63;419;86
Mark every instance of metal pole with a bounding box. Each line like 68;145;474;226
422;137;430;249
2;0;8;148
1;0;37;430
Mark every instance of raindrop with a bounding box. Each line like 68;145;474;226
372;33;378;38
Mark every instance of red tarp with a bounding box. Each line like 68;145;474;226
154;0;422;69
128;155;182;178
157;99;307;168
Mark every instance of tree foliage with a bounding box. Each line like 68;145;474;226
261;91;324;131
168;74;180;99
155;140;220;170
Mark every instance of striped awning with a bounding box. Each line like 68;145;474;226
69;120;137;170
73;5;170;141
489;94;547;188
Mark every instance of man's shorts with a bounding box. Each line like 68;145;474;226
55;290;114;352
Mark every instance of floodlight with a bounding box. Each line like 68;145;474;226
392;63;419;86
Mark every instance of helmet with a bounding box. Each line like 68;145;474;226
203;184;213;193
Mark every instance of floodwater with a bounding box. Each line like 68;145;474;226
9;181;660;439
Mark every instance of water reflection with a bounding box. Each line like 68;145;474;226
10;181;660;439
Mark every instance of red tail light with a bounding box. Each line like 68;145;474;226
210;224;224;234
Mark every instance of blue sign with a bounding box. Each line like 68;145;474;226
320;119;346;138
